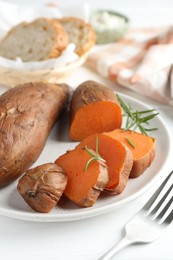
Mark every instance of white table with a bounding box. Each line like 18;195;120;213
0;0;173;259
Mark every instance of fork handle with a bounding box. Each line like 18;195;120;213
99;236;133;260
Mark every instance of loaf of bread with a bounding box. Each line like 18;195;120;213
0;18;69;61
58;17;96;56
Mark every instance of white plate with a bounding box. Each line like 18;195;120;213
0;93;171;222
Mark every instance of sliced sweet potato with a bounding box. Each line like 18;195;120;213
77;133;133;194
18;163;67;213
69;80;122;141
55;148;109;207
105;129;156;178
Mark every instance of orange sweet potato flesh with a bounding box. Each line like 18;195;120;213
69;80;122;141
77;133;133;194
55;148;109;207
105;129;156;178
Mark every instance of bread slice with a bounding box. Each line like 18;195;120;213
58;17;96;56
0;18;69;61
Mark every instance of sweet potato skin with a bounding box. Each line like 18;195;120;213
78;160;109;207
130;139;156;178
70;80;119;113
0;82;71;188
17;163;67;213
69;80;122;141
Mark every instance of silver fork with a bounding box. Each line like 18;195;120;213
99;171;173;260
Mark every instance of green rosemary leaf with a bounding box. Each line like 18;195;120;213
84;145;95;157
125;137;136;149
84;137;105;172
116;94;159;135
132;124;138;132
138;124;147;135
132;109;156;115
117;94;134;118
144;127;158;131
140;113;159;122
123;120;136;131
125;115;130;128
84;157;96;172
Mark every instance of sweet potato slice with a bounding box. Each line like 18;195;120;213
77;133;133;194
55;148;109;207
105;129;156;178
18;163;67;213
69;80;122;141
0;82;71;188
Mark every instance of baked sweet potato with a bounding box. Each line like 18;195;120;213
105;129;156;178
55;148;109;207
76;133;133;194
0;82;71;188
18;163;67;213
69;80;122;141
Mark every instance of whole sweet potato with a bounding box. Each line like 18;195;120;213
0;82;71;188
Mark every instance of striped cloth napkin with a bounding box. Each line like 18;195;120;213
87;26;173;105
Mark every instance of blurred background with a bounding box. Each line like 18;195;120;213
6;0;173;27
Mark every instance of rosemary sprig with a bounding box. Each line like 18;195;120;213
125;137;135;149
84;136;106;171
116;94;159;136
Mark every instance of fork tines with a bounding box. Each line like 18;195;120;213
144;171;173;224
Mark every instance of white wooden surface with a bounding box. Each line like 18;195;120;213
0;0;173;259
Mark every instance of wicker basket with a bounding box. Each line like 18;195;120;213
0;54;87;88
